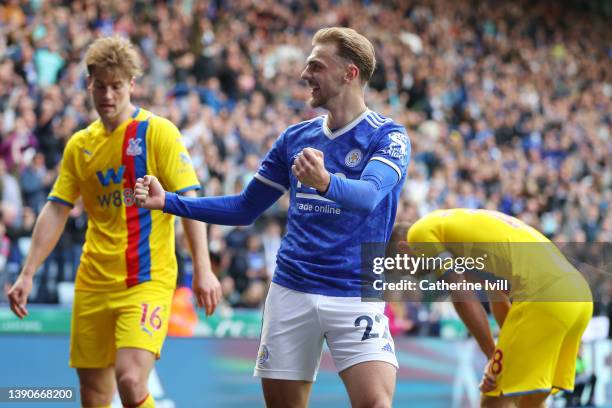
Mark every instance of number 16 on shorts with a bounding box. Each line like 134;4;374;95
140;303;163;335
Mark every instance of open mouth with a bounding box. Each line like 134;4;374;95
307;81;319;92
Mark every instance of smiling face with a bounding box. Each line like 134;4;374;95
300;42;351;109
87;67;134;126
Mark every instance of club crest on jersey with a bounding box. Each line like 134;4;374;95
385;132;408;161
126;138;142;156
344;149;363;168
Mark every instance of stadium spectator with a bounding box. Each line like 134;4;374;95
20;152;53;214
0;158;24;230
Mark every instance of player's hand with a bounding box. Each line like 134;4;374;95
291;148;330;193
134;175;166;210
7;275;33;319
192;270;222;316
479;358;498;393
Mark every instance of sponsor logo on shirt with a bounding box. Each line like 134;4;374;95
384;132;408;161
179;152;191;165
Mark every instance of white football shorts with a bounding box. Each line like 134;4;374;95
253;282;398;381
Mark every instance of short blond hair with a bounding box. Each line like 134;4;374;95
313;27;376;83
85;36;143;79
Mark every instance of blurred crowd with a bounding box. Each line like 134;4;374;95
0;0;610;327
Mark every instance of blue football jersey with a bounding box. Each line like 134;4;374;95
255;110;410;296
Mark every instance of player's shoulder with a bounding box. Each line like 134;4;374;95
65;121;97;151
408;210;450;241
431;208;466;222
142;112;184;146
67;128;88;144
365;111;405;134
367;112;409;145
144;112;178;132
364;110;393;130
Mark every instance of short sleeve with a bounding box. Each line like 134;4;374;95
48;135;81;207
254;131;290;193
407;218;449;277
150;117;200;194
369;127;411;182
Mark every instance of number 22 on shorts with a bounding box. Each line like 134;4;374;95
354;313;390;341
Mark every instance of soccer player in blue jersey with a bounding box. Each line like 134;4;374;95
135;27;410;408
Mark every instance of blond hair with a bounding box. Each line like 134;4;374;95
85;36;143;79
313;27;376;83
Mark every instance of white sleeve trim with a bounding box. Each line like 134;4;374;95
295;192;334;202
254;173;288;193
369;157;402;181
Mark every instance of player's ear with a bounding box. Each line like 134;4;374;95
344;64;359;83
86;65;94;88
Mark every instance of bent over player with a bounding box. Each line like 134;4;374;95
8;36;221;408
135;27;410;408
392;209;592;408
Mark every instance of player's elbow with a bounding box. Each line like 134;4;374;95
351;183;383;213
233;213;258;226
232;203;264;226
350;198;379;214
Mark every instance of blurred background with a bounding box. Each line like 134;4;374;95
0;0;610;406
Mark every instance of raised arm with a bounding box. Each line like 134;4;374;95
134;175;283;225
292;148;400;213
8;201;71;318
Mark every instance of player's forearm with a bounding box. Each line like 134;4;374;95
452;299;496;359
321;175;382;212
179;191;212;277
163;178;282;225
488;292;511;328
21;202;71;278
321;160;398;213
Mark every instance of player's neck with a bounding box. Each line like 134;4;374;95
325;92;367;131
100;104;137;133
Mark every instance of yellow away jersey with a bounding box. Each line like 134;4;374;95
407;209;589;300
49;108;200;292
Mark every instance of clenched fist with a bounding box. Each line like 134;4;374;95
134;175;166;210
291;148;330;193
